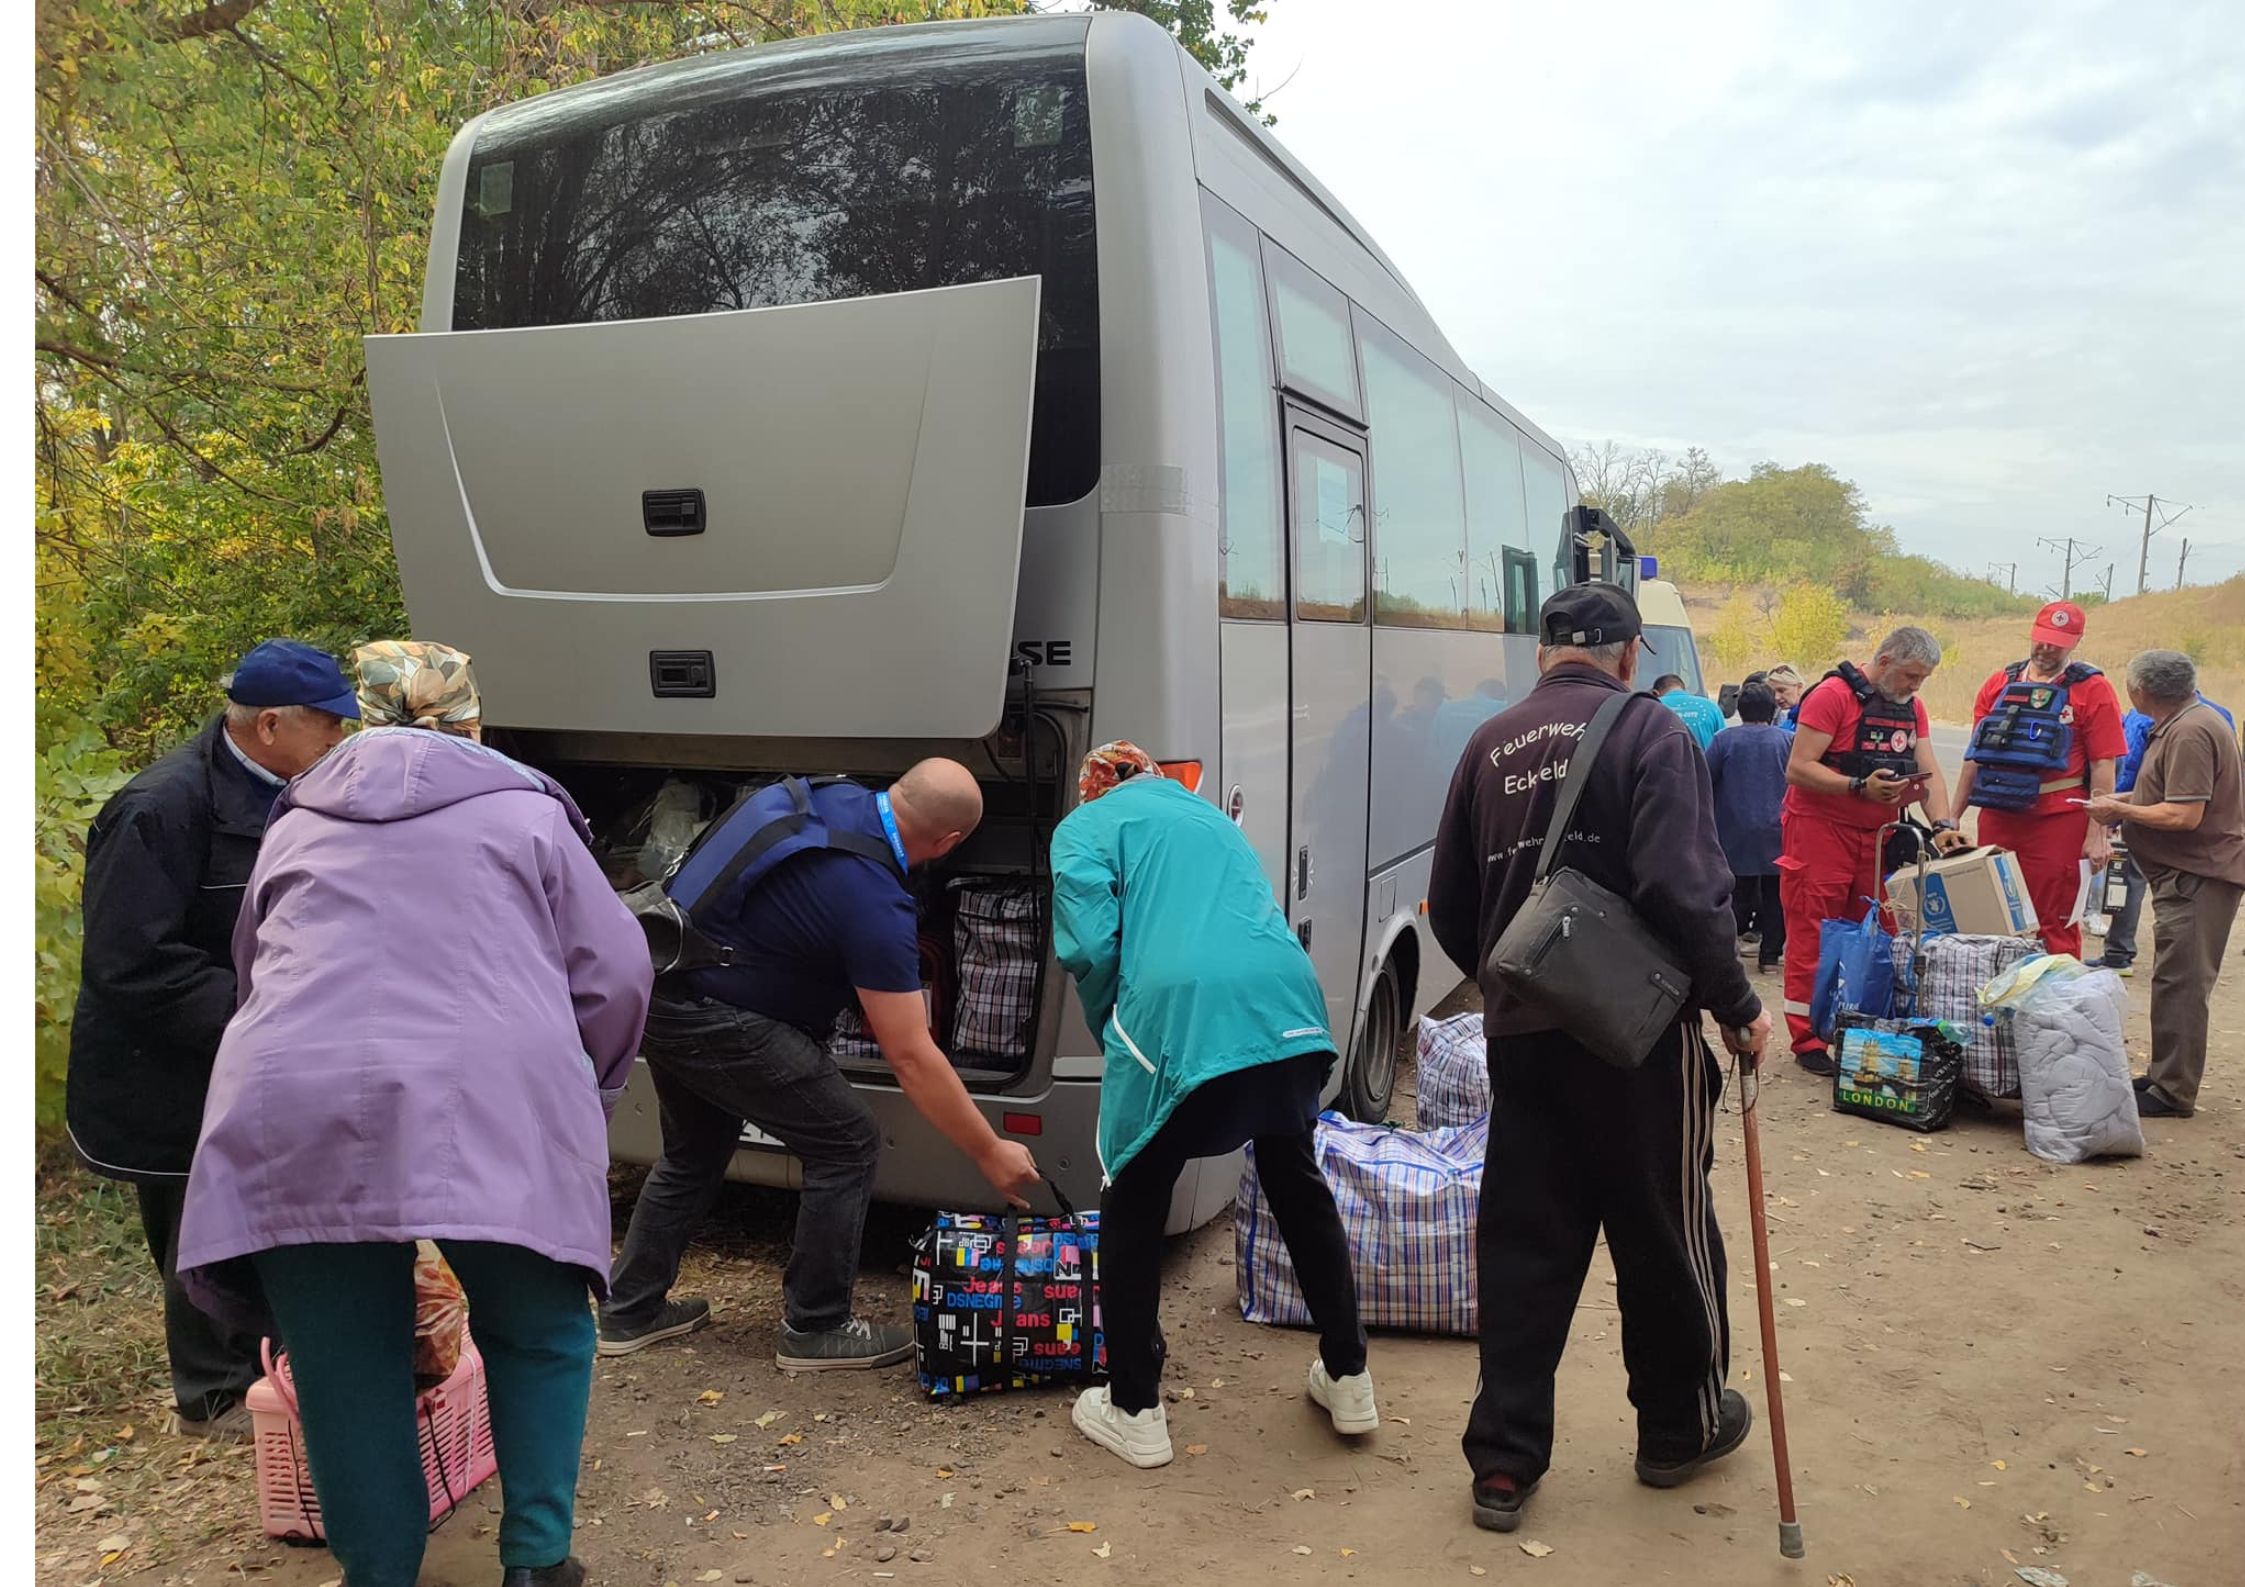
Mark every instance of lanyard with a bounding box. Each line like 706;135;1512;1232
873;790;909;872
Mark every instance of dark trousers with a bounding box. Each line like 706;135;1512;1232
1730;872;1786;966
2143;866;2243;1113
2100;851;2146;966
257;1241;593;1587
1100;1062;1366;1413
606;996;880;1334
1463;1019;1731;1486
135;1179;261;1420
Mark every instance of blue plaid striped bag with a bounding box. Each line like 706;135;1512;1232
1414;1013;1490;1129
1235;1112;1488;1337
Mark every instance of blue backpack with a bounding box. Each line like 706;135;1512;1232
1965;660;2100;812
625;776;899;974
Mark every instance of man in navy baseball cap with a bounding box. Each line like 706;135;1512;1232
228;638;362;721
64;637;355;1440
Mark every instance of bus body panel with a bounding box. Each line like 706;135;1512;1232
1082;13;1220;768
1218;621;1291;903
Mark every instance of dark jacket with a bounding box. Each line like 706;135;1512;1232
1706;722;1792;875
66;715;277;1181
1429;664;1761;1039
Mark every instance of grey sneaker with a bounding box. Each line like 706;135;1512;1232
597;1297;711;1357
776;1316;914;1372
175;1399;254;1442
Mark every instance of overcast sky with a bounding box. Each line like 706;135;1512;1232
1233;0;2245;596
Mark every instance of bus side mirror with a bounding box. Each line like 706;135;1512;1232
1565;504;1636;585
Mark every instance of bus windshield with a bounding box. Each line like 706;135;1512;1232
452;45;1098;506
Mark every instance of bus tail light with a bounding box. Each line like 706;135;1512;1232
1158;760;1204;793
1002;1112;1044;1137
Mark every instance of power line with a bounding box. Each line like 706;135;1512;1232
1986;561;2016;593
2037;535;2099;600
2108;493;2196;596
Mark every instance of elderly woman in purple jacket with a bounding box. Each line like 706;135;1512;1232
178;642;651;1587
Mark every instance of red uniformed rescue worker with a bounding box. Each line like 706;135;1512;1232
1777;626;1968;1074
1952;600;2126;959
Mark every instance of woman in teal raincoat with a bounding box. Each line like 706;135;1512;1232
1052;742;1374;1469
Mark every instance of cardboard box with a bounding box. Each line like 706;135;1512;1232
1885;847;2039;939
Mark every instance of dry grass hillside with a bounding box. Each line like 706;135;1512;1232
1684;575;2245;725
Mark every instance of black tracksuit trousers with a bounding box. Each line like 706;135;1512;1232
1462;1018;1732;1486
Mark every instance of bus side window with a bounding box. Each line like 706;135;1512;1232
1358;314;1467;629
1290;429;1367;624
1459;397;1530;633
1502;548;1539;636
1204;197;1285;622
1521;447;1570;609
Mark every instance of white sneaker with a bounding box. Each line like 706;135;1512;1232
1306;1359;1379;1435
1071;1386;1174;1468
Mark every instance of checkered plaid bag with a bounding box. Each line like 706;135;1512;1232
1235;1112;1488;1337
1917;934;2036;1098
827;1003;881;1061
1413;1013;1490;1128
949;880;1042;1060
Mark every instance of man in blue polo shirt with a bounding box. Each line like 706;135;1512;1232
1652;673;1725;752
2095;690;2235;974
601;758;1041;1371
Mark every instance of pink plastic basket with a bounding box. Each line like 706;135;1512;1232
246;1334;498;1541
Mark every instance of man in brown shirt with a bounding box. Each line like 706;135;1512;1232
2086;650;2245;1116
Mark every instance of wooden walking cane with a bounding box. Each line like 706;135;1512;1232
1737;1048;1805;1558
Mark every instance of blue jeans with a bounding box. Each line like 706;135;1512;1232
254;1240;594;1587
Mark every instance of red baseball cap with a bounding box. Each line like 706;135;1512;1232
2031;600;2086;648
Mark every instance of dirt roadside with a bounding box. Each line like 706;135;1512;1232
39;958;2245;1587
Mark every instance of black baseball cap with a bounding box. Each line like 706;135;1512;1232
1539;582;1643;648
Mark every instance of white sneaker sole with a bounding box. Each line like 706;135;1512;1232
1071;1395;1173;1468
596;1313;710;1357
775;1339;914;1372
1308;1373;1380;1435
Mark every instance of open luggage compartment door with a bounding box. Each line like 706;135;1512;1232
365;276;1041;740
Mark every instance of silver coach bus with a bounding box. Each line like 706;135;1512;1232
367;11;1602;1227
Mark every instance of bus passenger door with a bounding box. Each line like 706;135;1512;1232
1282;409;1373;1058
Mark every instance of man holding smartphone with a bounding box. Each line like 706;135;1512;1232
1776;627;1967;1074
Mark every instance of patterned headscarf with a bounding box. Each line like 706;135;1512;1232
1078;740;1163;806
353;641;481;732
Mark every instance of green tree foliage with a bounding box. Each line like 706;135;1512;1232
1570;445;2036;622
34;735;131;1126
1767;581;1854;673
1702;590;1764;674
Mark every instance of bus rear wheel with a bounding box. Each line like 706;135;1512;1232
1341;963;1400;1122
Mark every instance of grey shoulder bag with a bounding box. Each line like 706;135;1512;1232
1484;690;1692;1069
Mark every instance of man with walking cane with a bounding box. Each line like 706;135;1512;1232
1431;583;1773;1537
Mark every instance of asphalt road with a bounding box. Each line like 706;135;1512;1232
1927;722;1968;785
